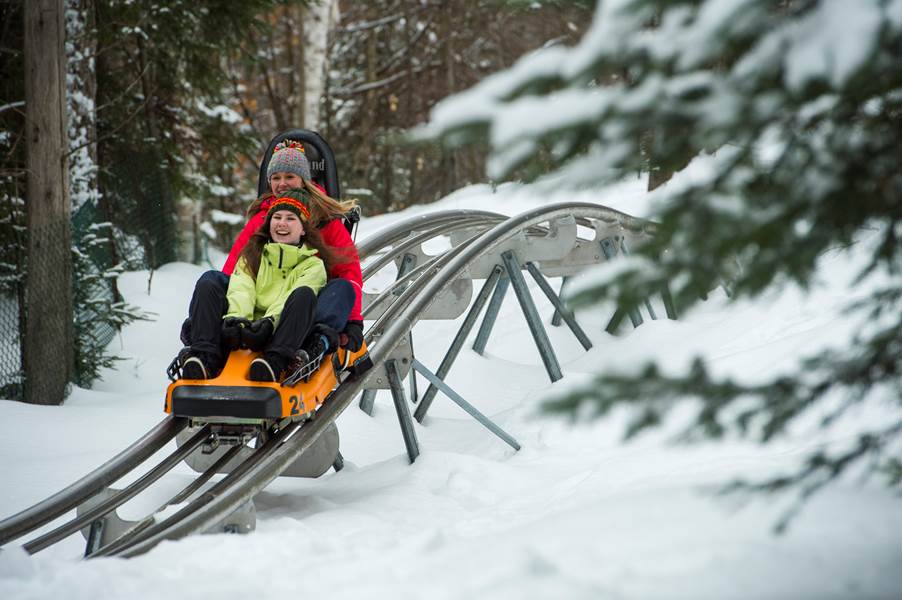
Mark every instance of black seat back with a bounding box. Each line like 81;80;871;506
257;129;359;238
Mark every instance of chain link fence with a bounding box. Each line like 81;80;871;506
71;201;122;388
20;217;74;404
0;163;176;401
104;144;178;269
0;182;26;401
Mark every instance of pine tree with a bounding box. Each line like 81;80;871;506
71;223;151;386
91;0;309;266
424;0;902;521
67;0;150;389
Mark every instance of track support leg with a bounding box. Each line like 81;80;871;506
386;359;420;464
396;253;419;403
525;263;592;350
473;271;509;355
550;276;571;327
661;284;677;319
502;250;563;382
619;238;657;320
408;333;419;403
415;266;503;423
601;237;644;331
84;519;104;557
359;389;377;415
412;359;520;451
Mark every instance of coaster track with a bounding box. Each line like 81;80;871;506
0;202;654;558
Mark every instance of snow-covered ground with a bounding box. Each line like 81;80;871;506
1;178;901;599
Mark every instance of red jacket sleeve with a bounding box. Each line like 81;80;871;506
319;219;363;322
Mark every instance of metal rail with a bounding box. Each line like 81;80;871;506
0;416;187;546
103;419;309;557
361;215;498;280
358;209;505;259
84;444;245;557
23;425;211;554
85;217;493;555
371;202;652;362
1;202;653;558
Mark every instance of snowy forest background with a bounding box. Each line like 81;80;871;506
0;0;592;402
1;0;901;588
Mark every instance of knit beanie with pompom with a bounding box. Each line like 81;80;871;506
266;140;311;181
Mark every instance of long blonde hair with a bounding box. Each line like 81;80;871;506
301;180;357;224
247;180;357;227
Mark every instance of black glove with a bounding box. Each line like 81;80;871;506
179;318;192;346
242;317;274;351
341;320;364;352
221;317;250;351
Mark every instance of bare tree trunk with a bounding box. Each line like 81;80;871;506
359;23;379;207
404;5;418;207
90;0;120;299
24;0;72;405
66;0;98;212
303;0;339;131
289;7;304;128
262;20;287;132
439;0;457;197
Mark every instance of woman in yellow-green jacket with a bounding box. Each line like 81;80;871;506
181;190;345;382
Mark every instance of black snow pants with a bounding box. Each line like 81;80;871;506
187;276;317;368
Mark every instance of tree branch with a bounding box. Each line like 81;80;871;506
333;61;442;97
0;100;25;116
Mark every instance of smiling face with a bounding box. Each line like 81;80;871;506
269;171;303;195
269;210;305;245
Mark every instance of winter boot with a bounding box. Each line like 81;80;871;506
181;352;219;380
249;352;289;382
301;324;340;362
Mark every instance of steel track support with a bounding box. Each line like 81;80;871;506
408;333;419;403
661;284;677;319
601;237;644;332
550;276;571;327
472;271;509;355
169;444;244;505
396;253;419;403
620;238;657;320
524;263;592;351
79;487;142;557
358;389;377;415
501;250;563;382
360;251;418;416
386;359;420;463
412;359;520;450
415;266;503;423
84;520;104;558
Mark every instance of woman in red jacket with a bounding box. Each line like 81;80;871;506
182;140;364;374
